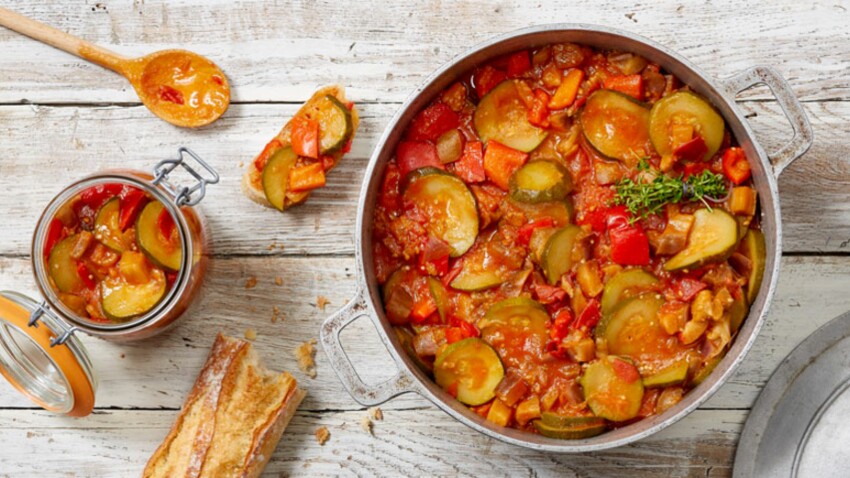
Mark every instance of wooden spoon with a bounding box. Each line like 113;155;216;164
0;7;230;128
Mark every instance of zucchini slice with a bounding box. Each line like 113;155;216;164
262;147;298;211
48;235;86;293
540;413;606;429
642;360;689;388
692;354;723;386
511;198;574;226
402;168;479;257
509;160;574;204
94;198;130;252
478;297;549;342
534;416;607;439
596;293;666;358
540;225;582;285
739;229;766;304
303;95;353;154
649;91;725;161
664;208;739;271
600;269;659;316
580;356;644;422
474;80;548;153
729;293;748;333
100;267;167;321
428;277;450;322
136;201;183;272
450;270;503;292
580;89;651;163
434;337;505;406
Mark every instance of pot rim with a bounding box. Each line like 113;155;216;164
331;23;812;452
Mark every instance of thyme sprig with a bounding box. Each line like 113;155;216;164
612;165;728;220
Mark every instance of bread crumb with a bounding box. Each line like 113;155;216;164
238;161;244;168
244;328;257;341
315;426;330;445
360;415;373;435
316;295;330;311
274;276;283;286
368;407;383;421
120;353;126;359
245;277;258;289
296;338;317;378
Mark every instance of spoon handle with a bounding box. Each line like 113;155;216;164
0;7;130;75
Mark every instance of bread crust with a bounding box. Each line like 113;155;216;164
143;334;304;478
242;84;360;210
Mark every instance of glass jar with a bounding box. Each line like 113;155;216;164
0;148;218;416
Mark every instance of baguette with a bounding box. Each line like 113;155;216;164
143;334;305;478
243;84;360;210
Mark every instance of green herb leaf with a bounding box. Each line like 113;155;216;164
612;168;728;220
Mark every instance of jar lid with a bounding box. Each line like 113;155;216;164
0;292;96;416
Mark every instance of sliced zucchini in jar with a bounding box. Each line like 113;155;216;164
474;80;548;153
642;360;689;388
649;91;725;161
136;201;183;272
101;267;167;321
580;89;651;163
478;297;549;342
402;167;479;257
434;337;505;406
48;235;86;293
533;416;607;439
305;95;353;154
600;268;659;316
262;147;298;211
595;293;666;357
94;198;130;252
739;229;766;304
580;356;644;422
664;208;739;271
509;160;574;204
450;270;503;292
540;225;582;285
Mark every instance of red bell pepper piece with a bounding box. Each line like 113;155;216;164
527;88;551;128
288;163;327;192
157;209;176;239
396;141;444;177
722;147;752;185
577;206;610;233
572;298;601;331
602;74;644;100
610;356;641;383
119;187;147;231
445;327;464;344
406;103;459;142
43;219;65;259
291;116;320;159
606;206;650;266
483;141;528;190
473;65;507;99
517;217;555;247
165;271;179;289
506;50;532;78
534;282;566;305
449;317;480;340
78;183;124;212
549;308;573;342
682;160;711;178
418;236;452;276
158;85;185;105
254;138;282;171
450;141;486;183
674;135;708;162
410;296;437;324
76;261;97;290
670;277;708;302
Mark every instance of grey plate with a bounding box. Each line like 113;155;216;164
734;311;850;477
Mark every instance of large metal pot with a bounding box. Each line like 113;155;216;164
321;24;813;452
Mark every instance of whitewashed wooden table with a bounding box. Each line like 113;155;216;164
0;1;848;476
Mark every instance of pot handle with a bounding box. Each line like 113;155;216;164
320;287;418;406
720;66;813;177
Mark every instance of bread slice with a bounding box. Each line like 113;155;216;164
242;84;360;210
143;334;305;478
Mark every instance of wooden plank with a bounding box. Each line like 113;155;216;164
0;100;845;256
0;408;741;477
0;254;846;412
0;1;847;104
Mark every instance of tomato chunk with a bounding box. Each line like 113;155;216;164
450;141;486;183
506;50;532;78
483;141;528;190
473;66;507;99
406;103;459;142
396;141;444;177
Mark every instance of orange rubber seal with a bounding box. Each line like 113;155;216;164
0;296;94;417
